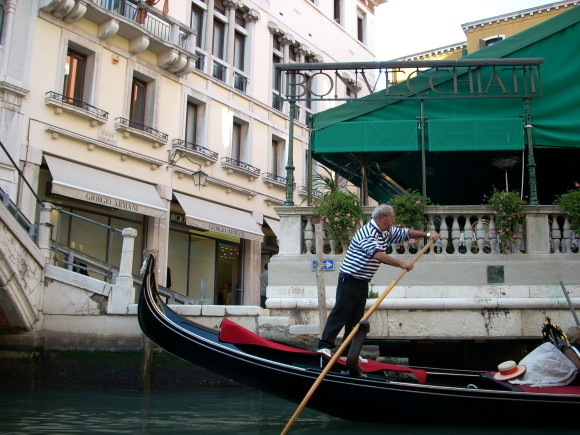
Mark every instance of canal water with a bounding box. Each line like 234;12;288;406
0;385;576;434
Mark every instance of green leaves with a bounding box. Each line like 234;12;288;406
487;189;527;253
389;189;431;231
555;183;580;233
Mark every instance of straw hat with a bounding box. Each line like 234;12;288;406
493;360;526;381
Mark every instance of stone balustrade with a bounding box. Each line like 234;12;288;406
274;205;578;256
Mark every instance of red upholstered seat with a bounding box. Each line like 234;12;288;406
219;318;427;383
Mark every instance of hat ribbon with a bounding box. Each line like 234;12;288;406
499;365;519;376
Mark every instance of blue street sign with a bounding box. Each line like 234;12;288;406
312;259;335;271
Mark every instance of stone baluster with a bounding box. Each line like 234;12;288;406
464;217;473;254
551;216;561;253
489;216;498;254
427;218;436;254
476;217;485;254
451;215;461;254
303;216;313;254
562;216;572;254
440;216;449;254
513;225;523;254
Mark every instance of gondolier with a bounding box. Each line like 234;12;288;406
317;204;439;360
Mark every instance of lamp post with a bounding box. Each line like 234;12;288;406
490;156;520;192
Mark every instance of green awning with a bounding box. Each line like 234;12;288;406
313;120;418;153
309;6;580;204
428;119;524;151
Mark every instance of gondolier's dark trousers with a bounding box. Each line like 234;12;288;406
318;273;369;350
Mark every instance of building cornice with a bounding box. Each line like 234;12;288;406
462;0;579;31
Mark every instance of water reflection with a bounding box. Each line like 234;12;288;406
0;386;576;434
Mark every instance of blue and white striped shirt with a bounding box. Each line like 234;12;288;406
339;220;409;280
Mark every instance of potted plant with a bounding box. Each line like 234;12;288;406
389;189;432;253
486;188;527;253
313;189;365;252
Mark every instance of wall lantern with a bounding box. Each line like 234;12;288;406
167;149;208;190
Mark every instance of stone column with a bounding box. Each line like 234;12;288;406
109;227;137;314
37;202;53;261
204;0;215;55
224;0;237;70
525;206;552;254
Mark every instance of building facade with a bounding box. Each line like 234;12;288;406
0;0;385;307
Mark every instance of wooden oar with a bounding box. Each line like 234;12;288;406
281;238;436;435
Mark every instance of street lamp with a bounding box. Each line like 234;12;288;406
490;156;520;192
167;149;208;190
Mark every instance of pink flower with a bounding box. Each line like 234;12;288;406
415;200;421;204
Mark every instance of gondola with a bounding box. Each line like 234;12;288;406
137;255;580;427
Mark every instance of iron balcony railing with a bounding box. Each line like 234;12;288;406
212;61;227;82
115;117;168;142
263;172;295;189
221;157;260;176
45;91;109;119
233;72;248;93
272;94;284;111
172;139;219;160
195;52;205;71
94;0;170;41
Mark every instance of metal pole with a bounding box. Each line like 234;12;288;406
307;127;313;206
285;100;296;206
524;97;539;205
560;281;580;326
420;99;427;197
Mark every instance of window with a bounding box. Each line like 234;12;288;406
212;18;225;59
185;102;198;145
272;138;286;178
233;31;245;71
480;34;505;48
63;49;87;104
0;2;5;45
130;77;147;125
357;10;366;43
231;122;242;161
190;4;204;48
333;0;341;23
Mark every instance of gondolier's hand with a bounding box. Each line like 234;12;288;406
400;261;413;271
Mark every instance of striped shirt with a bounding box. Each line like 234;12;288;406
339;220;409;280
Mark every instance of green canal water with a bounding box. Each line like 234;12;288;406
0;386;576;434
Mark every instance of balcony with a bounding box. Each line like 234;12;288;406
221;157;260;180
262;172;294;190
45;91;109;126
233;72;248;93
171;139;218;165
41;0;196;76
212;61;227;82
114;117;168;147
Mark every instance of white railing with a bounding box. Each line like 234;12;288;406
274;205;578;256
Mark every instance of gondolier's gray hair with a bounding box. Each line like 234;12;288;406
372;204;394;220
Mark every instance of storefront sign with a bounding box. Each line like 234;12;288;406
207;223;245;238
85;193;139;213
277;59;543;101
